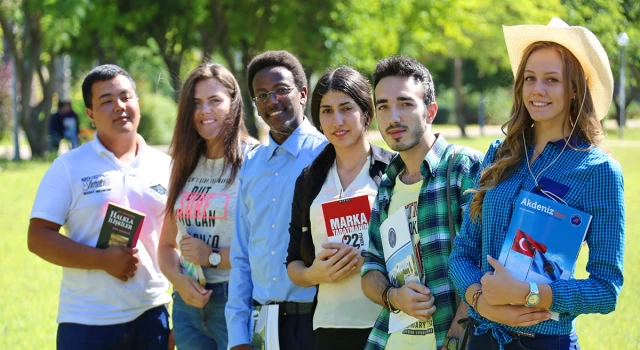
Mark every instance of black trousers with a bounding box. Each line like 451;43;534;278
278;313;315;350
314;327;371;350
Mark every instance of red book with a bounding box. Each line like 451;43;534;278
96;202;145;249
321;194;371;249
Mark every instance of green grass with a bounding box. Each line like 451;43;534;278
1;131;638;349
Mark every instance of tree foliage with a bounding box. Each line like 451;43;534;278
0;0;638;155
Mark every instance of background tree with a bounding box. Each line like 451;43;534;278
0;0;88;158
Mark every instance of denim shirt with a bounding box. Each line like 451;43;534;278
449;139;625;346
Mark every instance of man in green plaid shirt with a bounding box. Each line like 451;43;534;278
361;56;483;350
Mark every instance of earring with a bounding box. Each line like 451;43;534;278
91;122;96;128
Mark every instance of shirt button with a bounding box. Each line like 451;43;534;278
275;172;279;176
271;251;276;255
271;224;276;228
272;198;276;202
273;277;277;281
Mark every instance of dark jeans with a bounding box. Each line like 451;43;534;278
467;318;579;350
56;305;170;350
314;327;371;350
278;312;314;350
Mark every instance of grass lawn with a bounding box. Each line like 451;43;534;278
0;129;637;349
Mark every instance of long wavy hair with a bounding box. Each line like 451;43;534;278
165;63;250;215
469;41;603;221
300;66;374;266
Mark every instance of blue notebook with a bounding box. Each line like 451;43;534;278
498;190;592;319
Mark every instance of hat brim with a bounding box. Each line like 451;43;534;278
503;22;613;120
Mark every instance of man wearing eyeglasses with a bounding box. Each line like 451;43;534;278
226;50;327;350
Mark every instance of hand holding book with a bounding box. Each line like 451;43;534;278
100;245;139;282
481;255;530;306
172;273;213;309
474;295;551;328
180;234;215;266
303;243;360;285
388;282;436;322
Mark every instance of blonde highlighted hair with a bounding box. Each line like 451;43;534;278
469;41;604;221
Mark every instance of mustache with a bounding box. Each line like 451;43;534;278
385;123;408;133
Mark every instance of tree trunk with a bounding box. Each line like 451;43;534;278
453;57;467;137
239;47;258;138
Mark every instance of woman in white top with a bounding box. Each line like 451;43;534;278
286;66;395;349
158;63;258;350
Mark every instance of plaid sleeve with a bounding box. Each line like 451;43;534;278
456;146;484;208
549;158;625;315
362;190;387;276
449;140;500;304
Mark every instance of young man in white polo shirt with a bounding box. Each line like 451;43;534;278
28;64;172;349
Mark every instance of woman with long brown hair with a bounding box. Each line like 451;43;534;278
158;63;258;349
449;18;624;349
286;66;394;349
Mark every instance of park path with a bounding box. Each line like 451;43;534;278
2;120;638;160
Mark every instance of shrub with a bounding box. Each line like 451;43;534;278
137;93;177;145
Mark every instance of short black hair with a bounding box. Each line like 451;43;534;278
58;100;71;109
82;64;137;108
246;50;307;98
372;56;435;106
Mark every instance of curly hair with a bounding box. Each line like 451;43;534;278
246;50;307;98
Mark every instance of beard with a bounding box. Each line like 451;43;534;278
384;122;426;152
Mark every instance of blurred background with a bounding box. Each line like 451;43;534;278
0;0;638;158
1;1;639;349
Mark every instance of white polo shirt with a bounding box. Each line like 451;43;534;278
30;134;171;325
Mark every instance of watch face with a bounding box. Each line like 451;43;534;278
209;253;221;266
527;294;540;306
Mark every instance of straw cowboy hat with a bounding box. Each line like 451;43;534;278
503;17;614;120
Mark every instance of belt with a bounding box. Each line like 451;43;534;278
253;300;314;316
470;317;537;339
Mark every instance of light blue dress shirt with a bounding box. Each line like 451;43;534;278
225;118;327;347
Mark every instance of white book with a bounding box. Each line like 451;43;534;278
251;304;280;350
380;207;423;333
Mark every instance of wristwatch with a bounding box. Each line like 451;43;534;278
208;248;221;268
524;282;540;307
445;337;459;350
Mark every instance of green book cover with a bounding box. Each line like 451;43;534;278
96;202;146;249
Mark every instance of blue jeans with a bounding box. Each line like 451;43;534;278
57;305;170;350
172;282;229;350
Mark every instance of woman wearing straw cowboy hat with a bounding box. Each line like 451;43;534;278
448;18;625;349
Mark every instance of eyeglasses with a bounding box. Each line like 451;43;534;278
252;86;295;104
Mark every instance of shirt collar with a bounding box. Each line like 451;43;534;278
422;134;449;177
90;133;147;157
265;117;316;160
550;135;581;149
383;133;448;185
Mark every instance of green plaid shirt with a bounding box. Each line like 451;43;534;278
362;135;483;349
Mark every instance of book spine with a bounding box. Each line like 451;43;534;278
130;216;145;248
